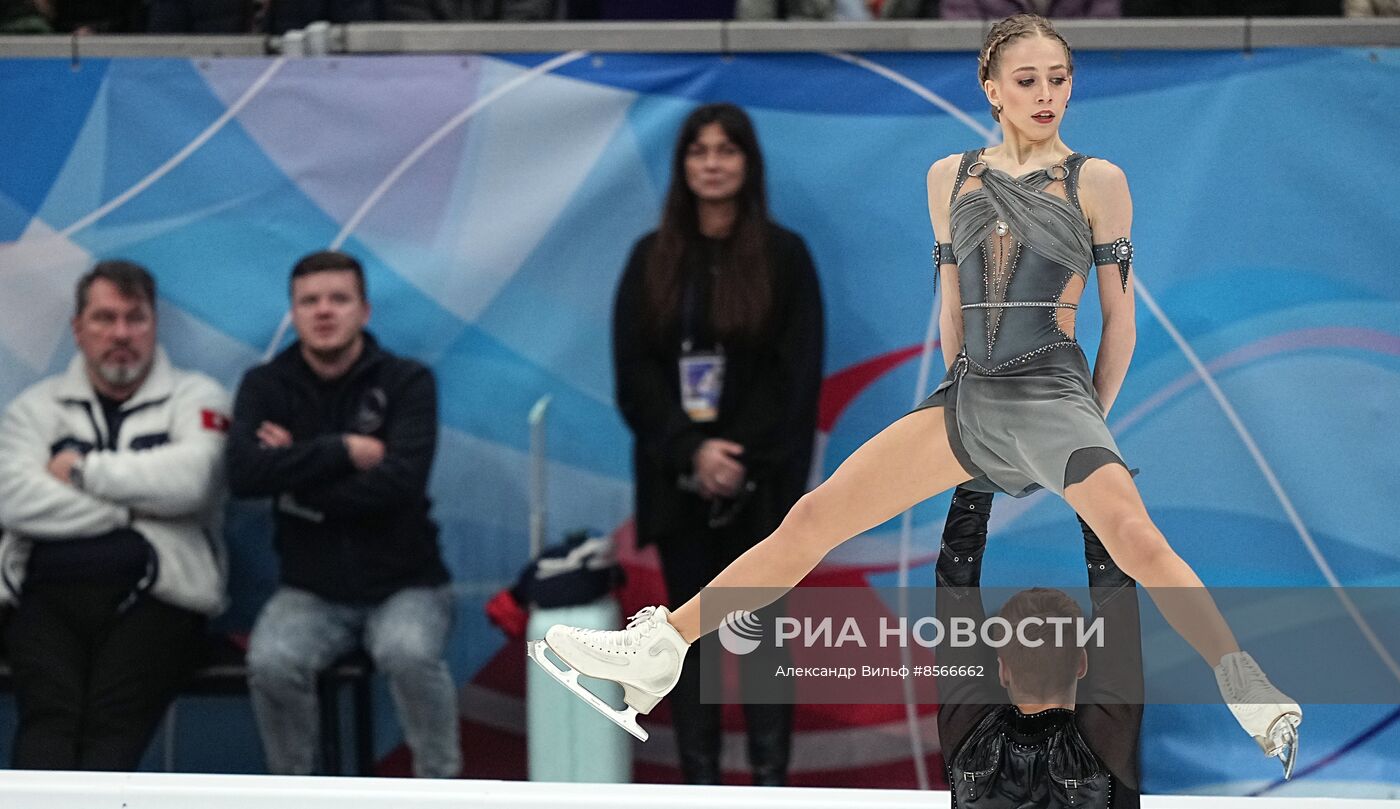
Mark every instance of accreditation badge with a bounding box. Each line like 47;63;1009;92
679;350;725;423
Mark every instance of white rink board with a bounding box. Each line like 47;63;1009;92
0;772;1393;808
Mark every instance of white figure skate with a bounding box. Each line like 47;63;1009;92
1215;650;1302;779
527;605;689;742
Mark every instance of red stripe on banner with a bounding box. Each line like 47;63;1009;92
816;345;927;432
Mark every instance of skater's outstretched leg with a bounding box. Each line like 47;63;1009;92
530;406;972;737
1064;464;1235;663
667;406;973;642
1065;463;1301;776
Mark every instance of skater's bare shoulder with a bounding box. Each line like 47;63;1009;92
926;154;963;201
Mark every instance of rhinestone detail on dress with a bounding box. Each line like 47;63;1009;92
967;341;1079;375
962;301;1078;309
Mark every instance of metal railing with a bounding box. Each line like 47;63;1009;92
1;17;1397;59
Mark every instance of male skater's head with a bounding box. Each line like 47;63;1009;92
996;588;1089;710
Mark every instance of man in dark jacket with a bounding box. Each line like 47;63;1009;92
226;251;460;778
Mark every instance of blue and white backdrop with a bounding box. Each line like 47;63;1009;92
1;46;1398;796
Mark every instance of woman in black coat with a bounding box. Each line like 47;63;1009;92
612;103;824;786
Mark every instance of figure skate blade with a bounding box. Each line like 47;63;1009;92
1260;714;1301;780
526;640;649;742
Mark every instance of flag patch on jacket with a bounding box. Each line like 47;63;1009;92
202;409;231;432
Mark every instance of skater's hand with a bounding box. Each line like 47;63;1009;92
344;434;386;471
694;439;745;499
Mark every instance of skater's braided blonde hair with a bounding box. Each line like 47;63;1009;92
978;14;1074;122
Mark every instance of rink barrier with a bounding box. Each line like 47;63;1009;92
0;770;1392;808
0;18;1397;59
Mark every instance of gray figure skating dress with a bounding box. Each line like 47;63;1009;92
916;149;1136;498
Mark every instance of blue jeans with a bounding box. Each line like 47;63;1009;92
247;586;461;778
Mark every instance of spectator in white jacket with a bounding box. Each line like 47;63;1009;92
0;260;230;771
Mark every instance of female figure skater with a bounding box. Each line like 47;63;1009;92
530;13;1301;777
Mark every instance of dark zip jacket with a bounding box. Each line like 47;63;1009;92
226;333;449;603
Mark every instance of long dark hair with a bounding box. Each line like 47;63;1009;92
644;103;773;346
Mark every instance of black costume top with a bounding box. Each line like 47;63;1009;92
937;491;1144;808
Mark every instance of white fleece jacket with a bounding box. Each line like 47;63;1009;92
0;348;230;615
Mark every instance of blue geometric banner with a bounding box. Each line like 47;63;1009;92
1;47;1397;796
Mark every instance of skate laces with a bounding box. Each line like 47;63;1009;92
576;606;661;652
625;606;660;630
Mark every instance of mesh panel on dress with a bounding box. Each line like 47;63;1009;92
982;229;1021;362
